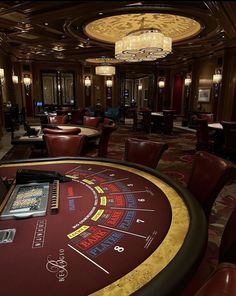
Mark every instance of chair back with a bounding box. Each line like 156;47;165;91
98;123;117;157
194;263;236;296
221;121;236;154
187;151;236;218
47;115;68;124
219;207;236;264
43;127;81;135
70;109;84;125
44;134;85;157
194;118;210;149
163;110;175;135
124;138;168;169
141;110;152;133
83;116;100;128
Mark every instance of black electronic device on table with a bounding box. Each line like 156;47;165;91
16;169;72;184
0;182;49;220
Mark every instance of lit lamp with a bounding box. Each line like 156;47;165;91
106;78;113;87
213;72;222;84
115;17;172;63
95;65;116;76
213;70;222;99
138;84;142;90
0;68;4;82
23;77;31;86
184;76;192;86
12;75;19;84
158;80;165;88
84;76;91;87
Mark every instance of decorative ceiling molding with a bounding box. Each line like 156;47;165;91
85;13;202;44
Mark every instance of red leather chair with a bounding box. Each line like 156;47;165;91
193;263;236;296
97;123;117;157
163;109;175;135
193;118;215;151
183;207;236;296
83;116;100;128
219;206;236;264
44;134;85;157
70;109;84;125
187;151;236;219
124;137;168;169
192;207;236;295
221;121;236;162
47;115;68;124
43;127;81;135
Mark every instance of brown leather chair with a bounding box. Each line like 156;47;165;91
182;206;236;296
103;117;114;125
192;207;236;295
97;123;117;157
187;151;236;219
47;115;68;124
124;137;168;169
193;118;215;151
219;206;236;264
163;109;175;135
141;110;152;133
43;127;81;135
44;134;85;157
70;109;84;125
221;121;236;162
83;116;100;128
193;263;236;296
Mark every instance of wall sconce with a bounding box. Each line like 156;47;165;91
84;76;91;87
158;79;165;88
106;78;113;87
12;75;19;84
23;76;31;86
138;84;142;90
213;72;222;84
213;70;222;99
184;75;192;86
0;68;4;82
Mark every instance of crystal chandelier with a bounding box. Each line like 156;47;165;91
115;18;172;62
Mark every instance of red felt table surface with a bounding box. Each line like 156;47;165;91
0;160;173;296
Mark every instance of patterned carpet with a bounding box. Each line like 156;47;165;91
1;122;236;293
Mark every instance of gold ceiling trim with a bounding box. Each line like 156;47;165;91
85;13;202;44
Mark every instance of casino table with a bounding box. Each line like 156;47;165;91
11;125;101;145
0;157;207;296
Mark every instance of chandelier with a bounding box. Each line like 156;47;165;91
95;65;116;76
115;19;172;62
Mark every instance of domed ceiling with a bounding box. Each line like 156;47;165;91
0;1;235;66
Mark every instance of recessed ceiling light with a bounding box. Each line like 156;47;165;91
98;12;103;15
44;22;48;26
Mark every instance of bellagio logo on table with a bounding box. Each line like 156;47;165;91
46;249;68;282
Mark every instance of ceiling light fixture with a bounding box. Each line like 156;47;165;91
95;65;115;76
115;17;172;62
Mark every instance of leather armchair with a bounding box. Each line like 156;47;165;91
47;115;68;124
44;134;85;157
124;137;168;169
83;116;100;128
187;151;236;219
43;127;81;135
